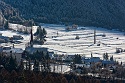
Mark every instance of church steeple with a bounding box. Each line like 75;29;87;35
30;22;33;47
30;27;33;47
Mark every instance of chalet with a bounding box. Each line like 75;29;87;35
65;24;78;31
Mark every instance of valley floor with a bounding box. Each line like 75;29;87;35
0;24;125;63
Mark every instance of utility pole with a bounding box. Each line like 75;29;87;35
94;29;96;44
57;31;58;37
13;44;14;48
91;52;93;58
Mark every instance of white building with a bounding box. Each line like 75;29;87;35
3;46;24;64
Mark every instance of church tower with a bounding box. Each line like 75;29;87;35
30;27;33;47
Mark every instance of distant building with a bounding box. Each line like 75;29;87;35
0;32;13;43
0;36;10;43
102;60;115;65
82;57;101;64
2;46;24;64
63;55;75;61
25;46;48;54
49;52;54;58
65;24;78;31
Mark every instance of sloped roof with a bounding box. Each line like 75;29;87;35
25;46;48;54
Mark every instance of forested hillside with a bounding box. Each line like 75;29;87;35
0;1;23;27
2;0;125;30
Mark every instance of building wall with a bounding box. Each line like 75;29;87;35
13;53;22;64
3;52;22;65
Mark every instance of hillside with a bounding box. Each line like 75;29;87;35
0;1;24;28
2;0;125;30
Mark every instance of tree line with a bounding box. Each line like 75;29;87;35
2;0;125;31
0;51;125;83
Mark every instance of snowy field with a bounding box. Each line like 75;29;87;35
41;24;125;63
0;30;30;50
0;23;125;63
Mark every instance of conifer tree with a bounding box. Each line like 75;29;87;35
4;20;9;29
43;28;47;36
61;77;68;83
34;26;47;44
18;59;24;71
33;59;39;71
11;70;18;82
28;58;31;71
69;78;76;83
5;55;17;71
73;55;82;64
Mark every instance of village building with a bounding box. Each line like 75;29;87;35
48;51;54;58
65;24;78;31
0;34;10;43
82;57;101;64
2;46;24;64
63;55;75;62
101;60;115;66
25;46;48;54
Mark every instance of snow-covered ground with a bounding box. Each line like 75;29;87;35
41;25;125;63
0;30;30;50
0;23;125;63
24;63;70;73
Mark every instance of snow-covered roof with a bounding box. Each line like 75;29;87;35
3;47;24;54
102;60;115;64
11;48;24;53
25;46;48;54
82;57;101;63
